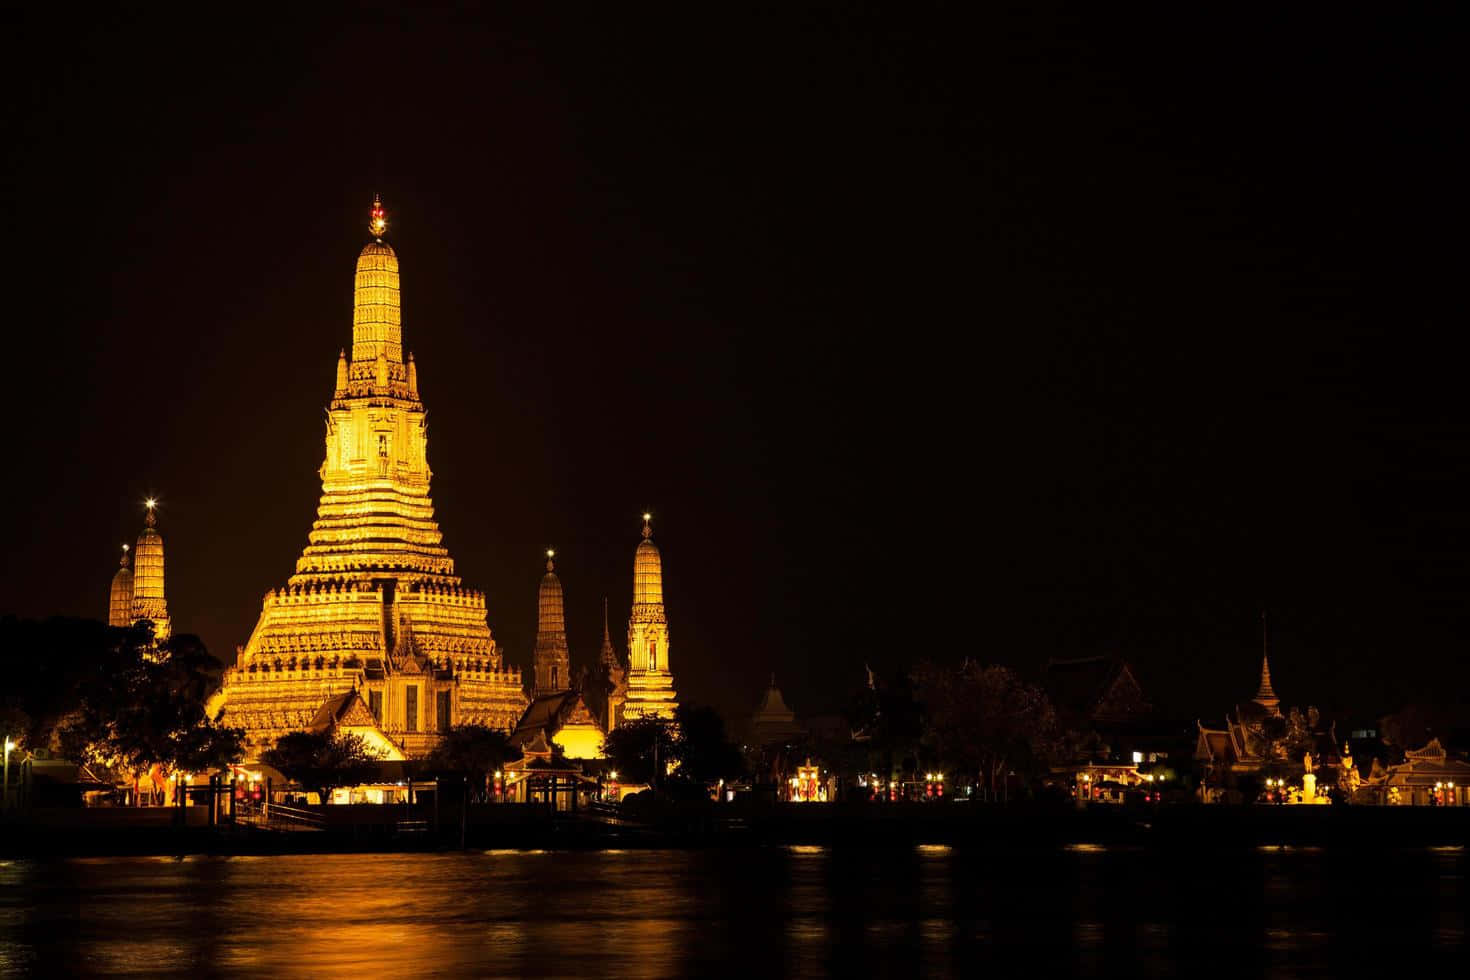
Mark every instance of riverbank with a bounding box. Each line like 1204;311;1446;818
4;801;1468;857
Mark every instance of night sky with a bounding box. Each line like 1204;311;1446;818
3;8;1466;726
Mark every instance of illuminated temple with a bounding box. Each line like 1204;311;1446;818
210;199;527;758
106;500;171;642
623;515;679;721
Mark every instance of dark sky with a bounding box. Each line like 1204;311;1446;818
2;7;1466;726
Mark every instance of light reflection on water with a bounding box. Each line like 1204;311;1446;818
0;844;1464;977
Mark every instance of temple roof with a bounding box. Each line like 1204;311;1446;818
749;676;805;744
1044;657;1151;725
309;688;378;731
754;680;796;722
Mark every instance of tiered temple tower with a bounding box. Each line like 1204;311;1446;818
531;550;571;696
105;501;170;640
108;545;134;628
131;501;170;641
213;199;526;757
622;514;678;721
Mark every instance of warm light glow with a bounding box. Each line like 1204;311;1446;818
609;770;618;780
122;543;129;551
643;512;651;521
370;195;387;238
546;549;555;559
144;498;156;510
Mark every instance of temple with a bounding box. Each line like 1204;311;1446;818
1195;656;1285;781
105;500;171;641
621;515;679;721
530;551;571;697
210;199;527;758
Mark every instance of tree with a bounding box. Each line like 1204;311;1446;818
425;725;514;784
48;622;245;780
673;704;745;785
1380;703;1451;754
604;717;678;786
847;668;925;783
912;660;1060;796
262;730;382;803
0;616;127;750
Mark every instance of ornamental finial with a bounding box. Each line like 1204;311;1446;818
370;194;387;239
546;548;555;572
144;498;157;528
642;512;652;539
120;543;130;568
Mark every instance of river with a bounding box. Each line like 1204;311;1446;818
1;844;1464;976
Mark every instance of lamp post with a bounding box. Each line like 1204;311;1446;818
2;736;13;811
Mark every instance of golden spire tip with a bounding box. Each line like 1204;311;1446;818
369;194;387;239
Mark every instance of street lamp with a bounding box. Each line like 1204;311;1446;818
3;736;14;811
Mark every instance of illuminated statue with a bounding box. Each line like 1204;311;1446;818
210;199;527;759
1338;743;1361;797
619;514;679;723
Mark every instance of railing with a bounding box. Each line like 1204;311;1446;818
235;799;325;832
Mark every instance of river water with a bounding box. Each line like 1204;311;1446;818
1;844;1465;977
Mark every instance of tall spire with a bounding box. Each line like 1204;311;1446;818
623;512;677;721
108;543;134;628
131;499;170;641
634;512;663;605
532;548;570;696
598;596;618;668
353;196;402;364
370;193;387;239
1253;611;1279;712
